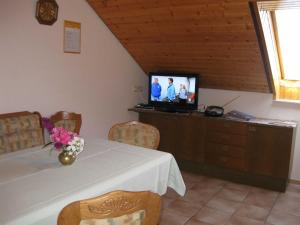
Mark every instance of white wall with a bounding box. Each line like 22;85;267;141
199;88;300;181
0;0;147;138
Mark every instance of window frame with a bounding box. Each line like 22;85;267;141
272;9;300;81
249;1;275;95
249;0;300;100
270;11;286;80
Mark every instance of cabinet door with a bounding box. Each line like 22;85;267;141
139;113;180;156
139;113;205;162
248;125;293;178
176;116;205;163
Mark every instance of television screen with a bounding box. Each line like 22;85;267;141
148;73;199;111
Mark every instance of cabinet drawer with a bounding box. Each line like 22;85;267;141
207;119;247;135
206;132;247;147
205;143;246;158
205;152;247;171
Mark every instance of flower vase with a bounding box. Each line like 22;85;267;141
58;150;76;166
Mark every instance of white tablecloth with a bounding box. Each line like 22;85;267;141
0;139;186;225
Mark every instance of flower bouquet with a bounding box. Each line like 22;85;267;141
43;118;84;165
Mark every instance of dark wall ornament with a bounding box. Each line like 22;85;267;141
36;0;59;25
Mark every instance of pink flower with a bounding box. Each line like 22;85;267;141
50;127;73;147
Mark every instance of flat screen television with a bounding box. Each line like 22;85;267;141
148;72;199;111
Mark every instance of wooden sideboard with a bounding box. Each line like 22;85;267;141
130;108;296;192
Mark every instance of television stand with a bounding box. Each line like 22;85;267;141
154;107;190;113
129;107;296;192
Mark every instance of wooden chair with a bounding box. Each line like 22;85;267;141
50;111;82;134
108;121;160;149
57;191;161;225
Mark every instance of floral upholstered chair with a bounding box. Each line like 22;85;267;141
50;111;82;134
57;191;161;225
0;111;44;155
108;121;160;149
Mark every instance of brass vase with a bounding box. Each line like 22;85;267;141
58;150;76;165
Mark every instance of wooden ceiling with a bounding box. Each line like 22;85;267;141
87;0;271;93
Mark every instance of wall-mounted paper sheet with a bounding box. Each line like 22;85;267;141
64;20;81;53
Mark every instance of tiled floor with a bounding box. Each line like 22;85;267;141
159;171;300;225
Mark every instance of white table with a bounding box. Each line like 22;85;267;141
0;139;186;225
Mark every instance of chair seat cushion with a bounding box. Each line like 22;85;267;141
79;209;145;225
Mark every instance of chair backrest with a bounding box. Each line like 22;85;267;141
57;191;161;225
0;111;44;154
108;121;160;149
50;111;82;134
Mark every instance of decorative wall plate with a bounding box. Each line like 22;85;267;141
36;0;58;25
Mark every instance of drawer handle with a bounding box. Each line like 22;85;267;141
223;123;231;128
248;126;256;132
221;134;230;140
220;157;228;163
221;146;229;152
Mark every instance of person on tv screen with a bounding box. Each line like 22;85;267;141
167;78;176;102
179;84;188;103
151;78;162;101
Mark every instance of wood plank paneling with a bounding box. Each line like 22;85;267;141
87;0;270;93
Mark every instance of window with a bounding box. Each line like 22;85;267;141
251;1;300;100
274;9;300;80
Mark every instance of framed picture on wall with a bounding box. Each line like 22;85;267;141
64;20;81;53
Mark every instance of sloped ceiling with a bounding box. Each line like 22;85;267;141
87;0;271;93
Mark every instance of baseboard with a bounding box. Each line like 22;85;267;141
289;179;300;185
